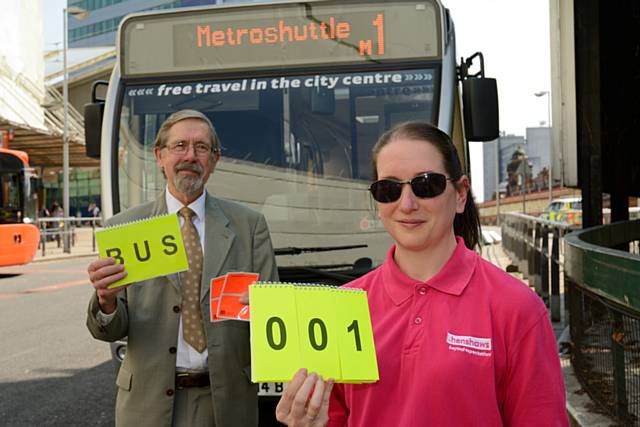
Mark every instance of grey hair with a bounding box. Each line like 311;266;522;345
154;109;220;153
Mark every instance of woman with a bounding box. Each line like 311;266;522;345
275;121;568;426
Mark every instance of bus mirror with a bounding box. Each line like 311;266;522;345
462;77;499;141
84;81;108;159
311;88;335;115
84;102;104;158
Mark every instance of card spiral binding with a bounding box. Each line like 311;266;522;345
100;212;179;230
252;281;365;292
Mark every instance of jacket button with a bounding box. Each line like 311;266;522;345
169;347;177;354
173;305;180;313
166;389;174;396
414;316;423;325
418;287;427;295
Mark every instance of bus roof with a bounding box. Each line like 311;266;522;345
0;147;29;168
119;0;442;79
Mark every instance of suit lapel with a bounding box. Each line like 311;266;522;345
201;193;235;302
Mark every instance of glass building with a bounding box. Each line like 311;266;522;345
68;0;254;47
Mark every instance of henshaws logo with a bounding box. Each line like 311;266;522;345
446;332;492;357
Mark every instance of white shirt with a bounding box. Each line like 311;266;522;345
165;188;208;371
97;187;209;371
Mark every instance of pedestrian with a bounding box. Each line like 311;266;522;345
90;202;101;218
39;204;52;241
50;201;64;243
275;121;568;426
88;202;101;226
86;110;278;427
50;201;63;218
39;205;50;219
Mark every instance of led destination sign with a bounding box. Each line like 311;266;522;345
121;1;440;77
194;14;382;56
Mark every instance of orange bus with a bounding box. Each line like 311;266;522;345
0;148;39;266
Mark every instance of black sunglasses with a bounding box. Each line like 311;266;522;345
369;173;454;203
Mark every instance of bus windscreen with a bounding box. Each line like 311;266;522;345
114;67;437;265
121;1;440;77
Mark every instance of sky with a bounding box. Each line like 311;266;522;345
42;0;67;52
41;0;551;201
443;0;552;202
444;0;552;136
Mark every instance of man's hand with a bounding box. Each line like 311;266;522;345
87;257;128;314
275;368;334;427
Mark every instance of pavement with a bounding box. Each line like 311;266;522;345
31;226;617;425
481;227;617;427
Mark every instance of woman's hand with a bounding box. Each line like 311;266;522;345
275;368;334;427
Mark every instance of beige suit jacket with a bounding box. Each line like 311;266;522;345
86;192;278;427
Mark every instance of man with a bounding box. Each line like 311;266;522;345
86;110;278;427
89;202;100;218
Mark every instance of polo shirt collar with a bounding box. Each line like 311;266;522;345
382;237;477;306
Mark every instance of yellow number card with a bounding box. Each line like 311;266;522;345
95;213;188;288
295;286;341;380
250;284;301;382
333;289;378;383
250;283;379;384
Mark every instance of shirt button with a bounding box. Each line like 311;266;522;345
169;347;177;354
414;316;423;325
173;305;181;313
166;389;174;397
418;287;427;295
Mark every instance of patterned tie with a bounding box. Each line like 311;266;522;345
178;207;207;352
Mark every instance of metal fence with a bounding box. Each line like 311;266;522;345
37;217;99;256
501;212;576;322
565;219;640;425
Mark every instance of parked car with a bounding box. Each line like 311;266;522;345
540;197;582;226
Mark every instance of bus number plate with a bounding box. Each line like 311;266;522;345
259;382;286;396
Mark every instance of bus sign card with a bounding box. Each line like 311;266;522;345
250;283;379;384
95;213;188;288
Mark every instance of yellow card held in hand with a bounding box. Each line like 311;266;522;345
250;284;301;382
96;213;188;288
249;283;378;383
334;289;379;383
295;286;341;380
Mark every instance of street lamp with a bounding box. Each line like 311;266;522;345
518;155;530;214
62;6;90;252
534;90;552;203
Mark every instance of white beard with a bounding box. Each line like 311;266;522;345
173;162;205;196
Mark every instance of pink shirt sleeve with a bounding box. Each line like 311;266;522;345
502;309;569;426
327;383;348;427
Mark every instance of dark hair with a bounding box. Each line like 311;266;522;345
371;121;481;250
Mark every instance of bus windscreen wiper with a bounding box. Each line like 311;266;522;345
274;244;367;256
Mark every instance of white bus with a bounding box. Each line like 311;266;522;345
84;0;498;416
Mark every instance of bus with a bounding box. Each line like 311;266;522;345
83;0;498;417
0;148;40;267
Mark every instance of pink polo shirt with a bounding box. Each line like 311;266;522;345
328;238;568;427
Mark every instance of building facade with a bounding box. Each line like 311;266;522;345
68;0;254;47
0;2;45;130
478;129;551;203
525;126;551;177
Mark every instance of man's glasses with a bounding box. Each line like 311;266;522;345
369;173;454;203
165;141;219;156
